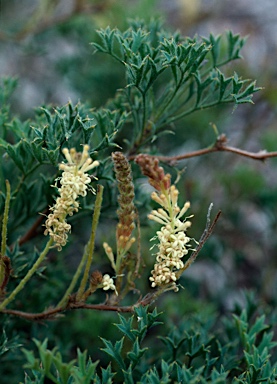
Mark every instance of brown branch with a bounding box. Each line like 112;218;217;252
0;285;167;320
0;300;145;321
129;134;277;164
1;306;64;321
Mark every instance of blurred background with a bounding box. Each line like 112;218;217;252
1;0;277;378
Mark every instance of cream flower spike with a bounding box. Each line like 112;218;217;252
135;154;193;292
44;145;99;250
148;192;192;292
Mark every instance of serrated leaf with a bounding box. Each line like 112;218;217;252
248;315;269;339
227;31;246;60
22;348;41;371
0;329;22;356
127;339;148;367
257;332;277;354
218;72;232;101
206;33;222;66
121;365;134;384
100;337;126;370
210;366;229;383
101;364;116;384
0;137;8;148
114;314;136;342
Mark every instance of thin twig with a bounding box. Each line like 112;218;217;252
0;287;167;320
1;306;64;321
180;209;222;275
1;302;135;320
129;134;277;163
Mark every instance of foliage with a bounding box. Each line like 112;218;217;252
22;301;277;383
92;21;259;152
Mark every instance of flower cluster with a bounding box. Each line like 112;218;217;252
90;271;117;295
136;155;193;292
135;154;171;192
102;274;116;292
44;145;99;250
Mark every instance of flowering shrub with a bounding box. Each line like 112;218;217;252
0;18;277;383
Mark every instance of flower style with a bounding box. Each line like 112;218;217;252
136;155;193;291
44;145;99;250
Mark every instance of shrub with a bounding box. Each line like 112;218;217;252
1;18;276;383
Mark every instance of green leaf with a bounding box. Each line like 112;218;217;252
0;329;22;356
93;27;121;60
121;365;135;384
127;338;148;368
257;332;277;354
176;363;205;384
100;364;116;384
227;31;246;60
100;337;126;370
23;370;45;384
33;339;56;375
218;71;233;101
210;366;229;383
71;354;98;384
22;348;41;372
142;364;171;384
233;80;261;104
206;33;222;66
248;315;269;340
114;314;136;342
